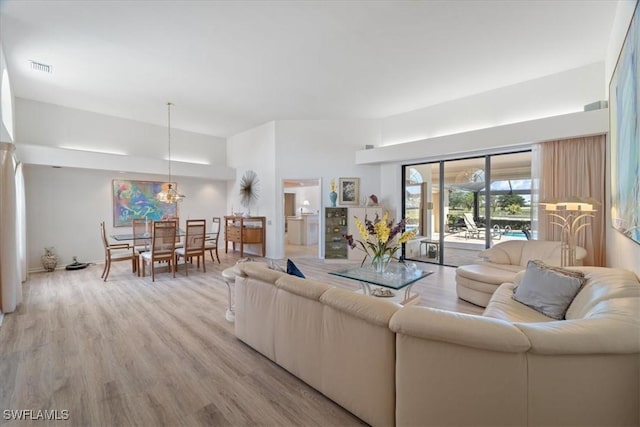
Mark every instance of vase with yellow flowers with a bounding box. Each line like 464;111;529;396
345;213;416;273
329;179;338;207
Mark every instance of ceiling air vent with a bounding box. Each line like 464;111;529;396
29;60;52;74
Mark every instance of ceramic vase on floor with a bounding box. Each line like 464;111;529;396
41;247;58;272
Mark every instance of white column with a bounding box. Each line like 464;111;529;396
0;142;22;313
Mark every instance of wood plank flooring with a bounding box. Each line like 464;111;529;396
0;252;481;427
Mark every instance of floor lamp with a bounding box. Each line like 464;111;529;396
541;201;596;266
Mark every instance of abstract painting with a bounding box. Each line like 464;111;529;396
112;180;178;227
609;2;640;245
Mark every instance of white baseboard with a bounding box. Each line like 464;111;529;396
29;259;102;274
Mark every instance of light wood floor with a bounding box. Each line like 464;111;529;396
0;251;481;427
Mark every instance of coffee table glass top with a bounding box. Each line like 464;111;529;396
329;263;432;290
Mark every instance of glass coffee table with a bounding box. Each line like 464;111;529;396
329;263;433;305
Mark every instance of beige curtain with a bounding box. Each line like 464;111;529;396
536;135;606;266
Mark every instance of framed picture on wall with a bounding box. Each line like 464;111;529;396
112;180;178;227
609;2;639;245
338;177;360;205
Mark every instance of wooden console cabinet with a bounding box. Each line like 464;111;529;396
224;216;266;257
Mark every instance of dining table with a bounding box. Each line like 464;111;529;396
110;230;216;241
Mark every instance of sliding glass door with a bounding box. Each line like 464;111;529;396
442;157;488;265
402;150;531;267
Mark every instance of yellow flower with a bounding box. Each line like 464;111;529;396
330;179;336;192
398;230;416;243
355;217;369;240
347;212;415;266
374;219;390;244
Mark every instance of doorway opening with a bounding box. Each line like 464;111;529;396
283;178;321;259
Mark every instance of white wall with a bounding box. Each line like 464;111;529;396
14;98;234;178
358;109;608;165
13;99;231;272
362;62;609;224
380;62;605;146
226;119;382;259
273;119;382;258
365;109;609;229
0;43;15;143
605;0;640;277
24;165;226;272
16;98;227;165
226;122;277;257
285;186;321;215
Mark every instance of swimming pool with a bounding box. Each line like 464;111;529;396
501;231;527;238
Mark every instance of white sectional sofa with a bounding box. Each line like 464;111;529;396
226;262;640;426
456;240;587;307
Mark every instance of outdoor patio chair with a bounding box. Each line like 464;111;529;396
491;224;502;240
463;213;485;239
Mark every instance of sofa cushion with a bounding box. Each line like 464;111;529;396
475;261;525;274
512;260;585;320
456;264;520;285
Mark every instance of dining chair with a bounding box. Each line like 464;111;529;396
140;220;177;281
175;219;207;275
100;221;134;281
165;216;183;248
204;217;221;263
132;218;152;276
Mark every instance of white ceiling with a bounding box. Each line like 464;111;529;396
0;0;618;138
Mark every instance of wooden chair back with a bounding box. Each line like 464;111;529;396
133;218;151;249
204;217;221;263
100;221;109;250
151;220;177;259
211;217;221;241
100;221;134;281
164;216;181;244
184;219;206;256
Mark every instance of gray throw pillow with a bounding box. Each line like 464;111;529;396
512;260;585;320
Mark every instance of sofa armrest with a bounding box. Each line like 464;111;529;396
389;306;530;352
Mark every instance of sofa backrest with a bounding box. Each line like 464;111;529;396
234;262;287;360
273;274;331;391
565;267;640;320
480;240;586;267
232;261;399;427
481;240;526;265
519;241;563;266
509;266;640;355
319;288;399;427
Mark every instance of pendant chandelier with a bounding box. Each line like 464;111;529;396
157;101;185;203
